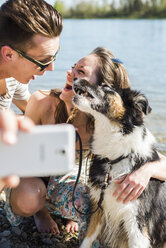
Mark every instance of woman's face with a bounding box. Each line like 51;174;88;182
60;54;99;103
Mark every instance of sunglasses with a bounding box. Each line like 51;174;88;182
10;45;60;71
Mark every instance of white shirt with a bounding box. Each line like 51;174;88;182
0;77;30;110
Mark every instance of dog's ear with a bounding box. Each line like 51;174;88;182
133;91;152;115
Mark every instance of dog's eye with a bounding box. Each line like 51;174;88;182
77;69;84;74
101;84;112;91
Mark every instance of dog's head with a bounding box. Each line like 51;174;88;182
72;78;151;134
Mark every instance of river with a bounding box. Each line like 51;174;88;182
26;19;166;153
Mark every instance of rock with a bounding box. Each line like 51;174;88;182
0;216;8;223
0;238;7;243
51;237;60;243
3;223;10;229
0;240;11;248
0;230;11;237
21;231;28;239
32;232;38;238
32;225;37;231
0;201;79;247
42;238;52;245
56;243;67;248
11;226;22;236
54;234;63;240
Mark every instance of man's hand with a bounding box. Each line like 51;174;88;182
0;110;34;192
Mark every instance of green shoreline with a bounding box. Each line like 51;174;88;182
55;0;166;19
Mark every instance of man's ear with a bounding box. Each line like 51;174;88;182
0;46;17;62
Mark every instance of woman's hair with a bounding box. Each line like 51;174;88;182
49;88;94;131
49;89;68;124
0;0;63;51
90;47;130;89
51;47;130;131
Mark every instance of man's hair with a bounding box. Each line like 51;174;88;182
91;47;130;89
0;0;63;50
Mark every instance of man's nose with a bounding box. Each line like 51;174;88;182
46;62;54;71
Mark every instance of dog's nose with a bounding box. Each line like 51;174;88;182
72;78;78;90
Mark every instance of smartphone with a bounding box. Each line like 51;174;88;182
0;124;75;177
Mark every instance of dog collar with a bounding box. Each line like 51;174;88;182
104;154;129;166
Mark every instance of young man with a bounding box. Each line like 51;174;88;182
0;0;63;191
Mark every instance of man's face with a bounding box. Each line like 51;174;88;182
10;34;60;84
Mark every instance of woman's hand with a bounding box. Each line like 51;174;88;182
0;110;34;192
112;164;152;204
112;153;166;204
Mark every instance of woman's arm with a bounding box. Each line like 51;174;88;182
112;153;166;204
12;99;29;113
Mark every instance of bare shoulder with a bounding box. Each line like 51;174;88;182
29;90;51;102
25;90;60;125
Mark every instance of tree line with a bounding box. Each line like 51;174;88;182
54;0;166;18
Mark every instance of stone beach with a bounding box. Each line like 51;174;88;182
0;201;79;248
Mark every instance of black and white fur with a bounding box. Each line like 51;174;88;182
72;79;166;248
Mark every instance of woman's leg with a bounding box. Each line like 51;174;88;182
34;207;60;233
8;177;60;233
66;219;79;233
47;176;90;242
10;177;46;217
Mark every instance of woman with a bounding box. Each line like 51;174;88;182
5;47;166;242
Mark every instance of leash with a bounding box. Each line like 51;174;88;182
66;107;85;215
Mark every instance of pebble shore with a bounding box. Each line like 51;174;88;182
0;201;79;248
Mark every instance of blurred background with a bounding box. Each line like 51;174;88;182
1;0;165;153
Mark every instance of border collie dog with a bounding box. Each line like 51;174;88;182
72;79;166;248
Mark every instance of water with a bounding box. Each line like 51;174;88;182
27;19;166;153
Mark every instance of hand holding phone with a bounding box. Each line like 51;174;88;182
0;124;75;177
